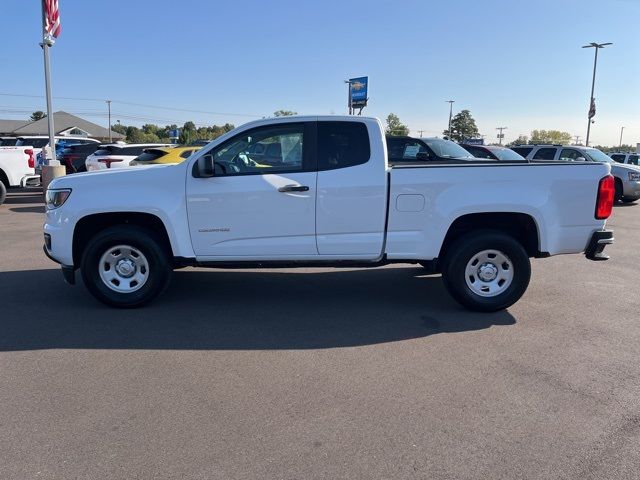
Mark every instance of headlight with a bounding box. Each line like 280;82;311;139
45;188;72;209
628;171;640;182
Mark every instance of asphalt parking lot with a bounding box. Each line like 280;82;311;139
1;188;639;480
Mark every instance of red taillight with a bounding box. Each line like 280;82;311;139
595;175;615;219
98;158;123;169
25;148;34;169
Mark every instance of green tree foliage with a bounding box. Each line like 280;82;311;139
529;130;572;145
30;111;46;121
594;144;636;154
385;113;410;136
443;110;479;142
507;135;528;147
114;121;235;144
273;110;297;117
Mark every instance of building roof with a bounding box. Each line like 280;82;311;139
7;111;124;140
0;119;29;134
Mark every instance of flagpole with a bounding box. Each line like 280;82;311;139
41;41;58;165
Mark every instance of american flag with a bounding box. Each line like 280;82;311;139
43;0;61;40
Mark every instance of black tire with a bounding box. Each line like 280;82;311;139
0;181;6;206
80;225;172;308
441;230;531;312
614;179;623;203
621;197;637;204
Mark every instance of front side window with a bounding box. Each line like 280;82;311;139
209;124;305;176
628;155;639;165
610;154;625;163
532;148;557;160
464;145;493;159
559;149;585;161
318;121;370;170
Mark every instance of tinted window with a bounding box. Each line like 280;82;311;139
134;150;166;162
532;148;557;160
628;155;639;166
386;138;428;161
180;149;197;159
93;146;121;156
463;145;493;159
1;138;18;146
511;147;533;158
559;149;585;161
17;138;49;148
422;139;474;159
120;146;150;156
208;123;305;176
610;154;625;163
318;121;370;170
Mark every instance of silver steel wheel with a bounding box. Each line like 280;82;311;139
98;244;149;293
464;249;514;297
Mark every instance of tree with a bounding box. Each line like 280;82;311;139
273;110;297;117
529;130;572;145
385;113;410;136
507;135;528;147
30;111;46;121
443;110;479;142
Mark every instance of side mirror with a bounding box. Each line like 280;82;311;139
576;156;586;162
416;152;432;161
196;154;215;177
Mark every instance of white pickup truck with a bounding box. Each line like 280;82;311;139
43;116;615;311
0;146;37;204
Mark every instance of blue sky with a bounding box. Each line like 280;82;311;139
1;0;638;146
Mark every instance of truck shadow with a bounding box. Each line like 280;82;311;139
0;267;516;351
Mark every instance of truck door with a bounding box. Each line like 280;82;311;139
315;120;388;256
186;122;318;258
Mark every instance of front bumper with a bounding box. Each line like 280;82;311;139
585;230;614;261
43;244;76;285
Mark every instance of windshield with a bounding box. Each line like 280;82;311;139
422;139;474;159
584;148;613;163
492;148;525;161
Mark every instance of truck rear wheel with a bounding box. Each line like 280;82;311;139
80;225;172;308
0;181;6;206
441;231;531;312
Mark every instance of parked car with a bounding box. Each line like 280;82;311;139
44;116;614;312
460;144;526;161
610;152;640;166
59;143;101;174
85;143;174;171
511;144;640;203
386;136;476;163
129;146;202;166
0;146;37;204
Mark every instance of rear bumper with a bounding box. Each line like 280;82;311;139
585;229;614;261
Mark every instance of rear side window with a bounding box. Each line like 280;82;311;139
317;121;370;170
17;138;49;148
532;148;557;160
511;147;533;158
629;155;640;165
610;154;625;163
464;145;492;159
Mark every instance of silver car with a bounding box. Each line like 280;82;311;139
512;144;640;203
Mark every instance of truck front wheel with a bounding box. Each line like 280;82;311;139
441;231;531;312
80;225;172;308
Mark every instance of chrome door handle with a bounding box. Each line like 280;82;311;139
278;184;309;192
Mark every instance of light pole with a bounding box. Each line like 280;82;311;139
446;100;455;138
582;42;612;146
106;99;112;142
344;80;355;115
619;126;625;148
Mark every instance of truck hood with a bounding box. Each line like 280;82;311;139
48;164;177;190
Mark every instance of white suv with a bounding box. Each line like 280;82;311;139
511;144;640;203
85;143;173;171
610;152;640;166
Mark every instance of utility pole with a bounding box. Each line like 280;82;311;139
619;126;625;148
417;130;425;138
446;100;455;138
582;42;612;146
573;135;582;145
106;100;112;142
496;126;507;145
344;80;353;115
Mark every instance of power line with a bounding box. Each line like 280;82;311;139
0;92;265;118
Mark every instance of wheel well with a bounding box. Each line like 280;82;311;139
73;212;172;266
439;212;542;260
0;169;9;188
